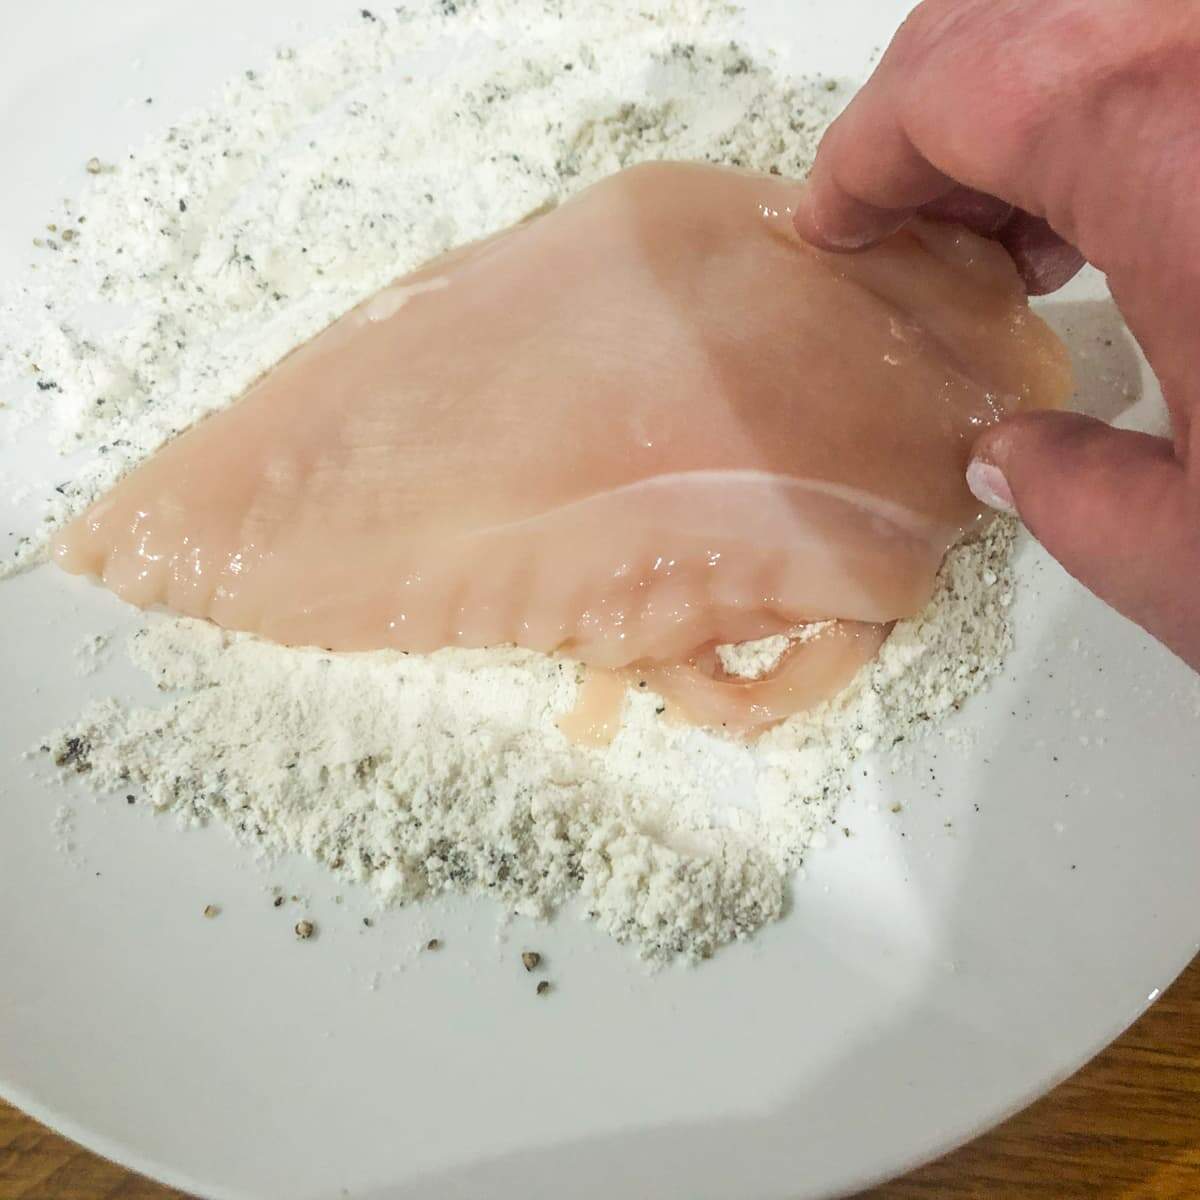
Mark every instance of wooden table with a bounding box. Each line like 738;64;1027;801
3;955;1199;1199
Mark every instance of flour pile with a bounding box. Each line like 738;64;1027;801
1;0;1019;960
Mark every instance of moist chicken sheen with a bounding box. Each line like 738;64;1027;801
53;162;1072;734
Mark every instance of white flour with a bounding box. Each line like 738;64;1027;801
2;0;1019;961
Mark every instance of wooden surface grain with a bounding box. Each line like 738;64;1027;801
3;954;1199;1199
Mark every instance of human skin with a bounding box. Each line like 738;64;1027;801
792;0;1200;671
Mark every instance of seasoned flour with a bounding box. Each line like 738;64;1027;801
2;0;1019;961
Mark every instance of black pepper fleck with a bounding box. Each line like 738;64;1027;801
54;736;92;772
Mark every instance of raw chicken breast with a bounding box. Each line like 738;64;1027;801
631;621;892;735
53;161;1071;731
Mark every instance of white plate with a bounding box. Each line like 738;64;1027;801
2;3;1198;1198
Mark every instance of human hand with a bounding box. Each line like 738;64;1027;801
794;0;1200;670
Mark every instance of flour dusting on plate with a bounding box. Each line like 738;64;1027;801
1;0;1018;961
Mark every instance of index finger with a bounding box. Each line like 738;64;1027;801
792;62;958;250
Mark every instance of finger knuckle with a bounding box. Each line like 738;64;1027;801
891;0;993;63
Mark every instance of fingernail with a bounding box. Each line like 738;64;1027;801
794;182;891;251
966;459;1016;514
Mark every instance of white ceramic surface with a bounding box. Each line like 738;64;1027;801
2;4;1199;1199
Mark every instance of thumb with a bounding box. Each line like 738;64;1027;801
967;411;1200;670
